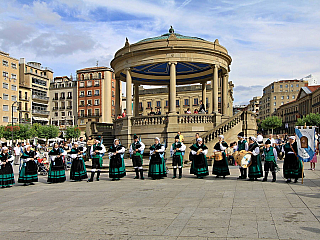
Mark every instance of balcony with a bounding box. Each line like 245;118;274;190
87;104;92;107
19;96;30;101
94;84;100;87
32;109;49;115
67;106;72;109
87;94;92;97
32;95;49;101
94;103;100;106
52;107;58;110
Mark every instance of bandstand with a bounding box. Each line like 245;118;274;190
110;27;257;153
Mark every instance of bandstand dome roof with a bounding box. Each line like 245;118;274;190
110;27;232;85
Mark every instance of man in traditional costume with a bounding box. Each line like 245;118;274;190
48;143;67;183
108;139;126;181
262;139;278;182
88;137;106;182
129;134;145;180
70;142;88;181
247;137;263;181
282;136;303;183
237;132;248;179
170;135;186;179
148;137;167;180
212;135;230;178
189;138;209;179
0;147;14;188
18;145;39;186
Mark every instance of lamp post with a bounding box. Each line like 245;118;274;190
12;101;18;147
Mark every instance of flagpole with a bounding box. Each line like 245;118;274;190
301;162;304;184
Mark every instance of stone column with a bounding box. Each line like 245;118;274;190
212;65;219;113
134;83;139;117
125;68;132;116
202;81;206;110
105;71;112;123
169;62;177;114
222;73;228;115
115;77;121;117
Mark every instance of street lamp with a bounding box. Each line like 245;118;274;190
12;101;18;147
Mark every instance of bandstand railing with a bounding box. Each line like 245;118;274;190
197;111;244;144
132;115;168;126
177;114;215;124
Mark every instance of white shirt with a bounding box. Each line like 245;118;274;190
14;146;21;156
129;141;145;155
191;144;208;156
170;142;186;156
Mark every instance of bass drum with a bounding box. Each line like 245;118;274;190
214;151;223;161
234;150;252;168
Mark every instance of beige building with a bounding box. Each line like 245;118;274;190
274;85;320;134
49;76;77;131
0;51;19;125
259;79;308;120
137;82;234;116
247;96;261;115
19;59;53;125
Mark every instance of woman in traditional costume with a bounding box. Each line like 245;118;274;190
0;147;14;188
212;135;230;178
247;137;263;181
148;137;167;180
48;143;66;183
69;142;88;181
108;139;126;181
18;145;39;186
189;138;209;179
282;136;303;183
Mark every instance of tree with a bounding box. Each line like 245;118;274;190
296;113;320;127
2;125;20;140
261;116;282;134
38;125;59;142
65;126;81;140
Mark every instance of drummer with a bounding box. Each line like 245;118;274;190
212;135;230;178
237;132;248;179
247;137;263;181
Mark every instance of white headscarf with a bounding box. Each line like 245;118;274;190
218;135;224;139
154;137;160;143
289;136;296;140
197;138;203;142
249;136;257;142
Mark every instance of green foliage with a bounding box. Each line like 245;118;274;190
261;116;282;132
38;125;59;140
295;113;320;127
65;126;81;140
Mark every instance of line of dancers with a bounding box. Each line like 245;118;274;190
0;132;304;188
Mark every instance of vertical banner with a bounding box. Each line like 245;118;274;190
295;126;316;162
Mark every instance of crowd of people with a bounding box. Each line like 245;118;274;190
0;131;317;188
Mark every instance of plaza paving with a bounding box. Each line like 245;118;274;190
1;160;320;240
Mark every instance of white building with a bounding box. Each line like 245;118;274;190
301;74;318;86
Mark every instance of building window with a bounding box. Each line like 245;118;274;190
291;84;293;88
280;85;282;88
98;73;102;79
32;77;47;86
3;83;9;89
3;116;9;122
13;118;17;123
281;96;284;100
80;100;85;106
87;90;92;96
11;95;17;101
296;84;299;87
193;98;198;106
87;109;92;116
11;74;17;79
285;84;288;88
11;85;17;91
147;102;151;109
139;102;142;110
94;99;99;105
273;96;276;100
3;105;9;111
87;81;92;87
11;63;17;69
184;99;189;106
95;109;100;116
274;102;276;106
87;100;92;106
54;112;58;117
3;94;8;100
67;92;72;98
292;95;295;99
2;60;8;66
156;101;161;107
68;111;72;116
79;82;85;87
176;100;180;107
61;112;65;116
112;81;115;88
80;110;85;117
2;71;8;78
112;100;114;106
94;90;99;96
80;91;84;97
165;100;168;107
287;96;289;99
112;91;115;97
281;102;284;105
94;80;99;86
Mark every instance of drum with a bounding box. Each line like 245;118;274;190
234;150;252;168
214;151;223;161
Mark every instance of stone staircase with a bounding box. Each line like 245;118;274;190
86;122;115;147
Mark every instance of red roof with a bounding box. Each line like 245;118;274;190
307;85;320;92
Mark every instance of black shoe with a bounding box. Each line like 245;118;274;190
248;178;254;181
139;169;144;180
294;179;298;183
96;171;100;181
262;178;267;182
29;182;35;185
238;176;242;179
23;183;28;186
134;169;139;179
286;179;291;183
216;175;219;178
178;168;182;179
272;179;276;182
173;168;177;179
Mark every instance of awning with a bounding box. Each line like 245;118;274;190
32;117;49;122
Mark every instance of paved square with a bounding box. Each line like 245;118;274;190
1;161;319;240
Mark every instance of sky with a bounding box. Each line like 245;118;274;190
0;0;320;105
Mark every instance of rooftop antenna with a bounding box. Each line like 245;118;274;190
96;61;99;67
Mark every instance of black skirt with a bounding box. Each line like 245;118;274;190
52;157;64;171
110;155;122;168
25;161;38;175
194;154;205;168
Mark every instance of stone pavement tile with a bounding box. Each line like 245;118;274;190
177;237;208;240
270;208;319;222
227;220;258;239
257;220;278;239
179;226;229;238
185;219;230;228
129;236;177;240
275;221;320;240
162;225;185;236
309;208;320;220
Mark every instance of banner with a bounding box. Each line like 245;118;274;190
295;126;316;162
